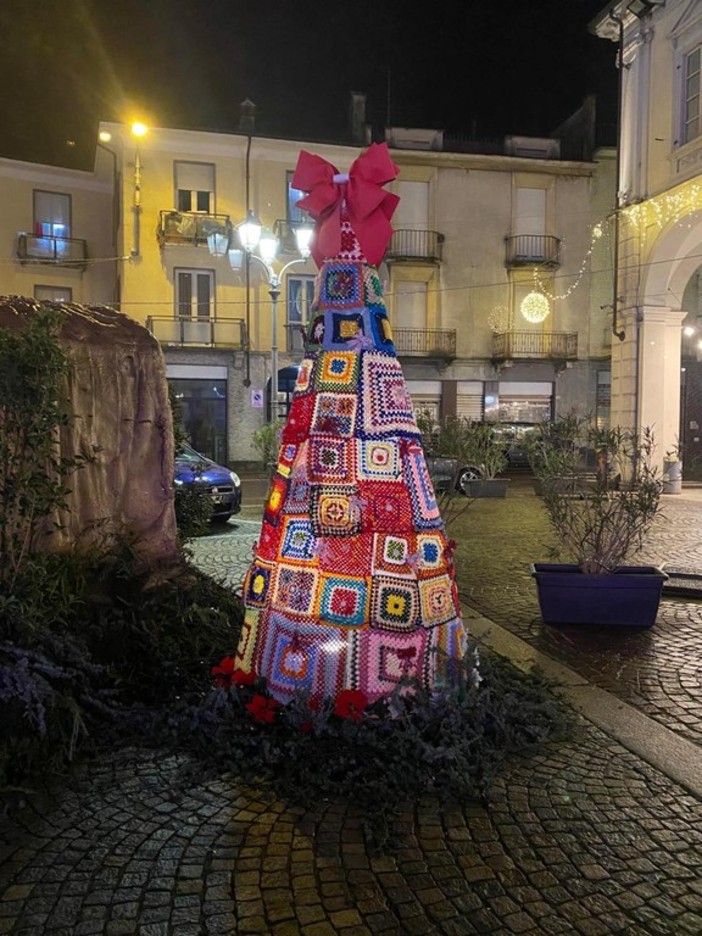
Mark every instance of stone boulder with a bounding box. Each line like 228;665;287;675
0;296;179;566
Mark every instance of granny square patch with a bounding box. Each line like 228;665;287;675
357;438;401;481
370;575;420;631
316;530;374;573
311;392;357;437
360;353;416;434
259;614;348;703
309;437;355;483
279;517;317;563
320;262;362;307
419;574;456;626
295;359;315;392
245;559;276;607
430;619;468;689
272;564;319;617
234;607;260;673
276;442;298;479
371;311;394;348
360;480;413;532
282;393;315;444
284;472;311;516
315;351;359;391
416;532;445;574
330;311;365;346
318;573;369;628
307;313;326;349
263;473;290;527
363;266;385;307
404;447;442;529
357;629;430;698
310;484;362;537
371;533;413;575
254;521;284;562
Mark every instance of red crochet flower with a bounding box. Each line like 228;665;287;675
245;693;280;724
232;669;256;687
211;656;236;688
333;689;368;722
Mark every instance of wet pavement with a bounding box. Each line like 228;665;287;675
4;477;702;934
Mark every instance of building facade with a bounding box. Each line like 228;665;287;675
593;0;702;470
0;119;615;470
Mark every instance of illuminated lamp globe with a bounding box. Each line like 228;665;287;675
520;291;550;324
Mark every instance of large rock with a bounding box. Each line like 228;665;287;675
0;297;179;566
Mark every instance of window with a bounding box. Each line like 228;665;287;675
286;170;309;223
34;285;72;303
395;280;427;329
34;191;71;239
394;181;429;230
176;269;214;321
175;162;215;213
286;275;315;351
684;47;701;144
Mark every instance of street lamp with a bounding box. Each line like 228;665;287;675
130;121;148;257
237;216;313;421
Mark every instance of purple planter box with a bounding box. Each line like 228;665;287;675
530;563;668;627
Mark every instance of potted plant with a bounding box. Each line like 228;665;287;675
662;437;683;495
416;414;509;498
529;415;667;627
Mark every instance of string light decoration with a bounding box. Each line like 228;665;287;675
622;183;702;234
533;221;610;302
520;290;551;323
487;304;510;333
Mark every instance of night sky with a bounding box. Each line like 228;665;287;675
0;0;618;169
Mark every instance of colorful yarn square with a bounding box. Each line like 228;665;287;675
311;392;357;437
404;448;442;529
276;442;298;478
317;531;374;573
234;607;260;673
272;564;319;617
419;574;456;626
361;353;416;434
357;438;401;481
363;266;385;307
245;559;276;607
263;474;289;527
255;522;284;562
371;311;394;347
371;533;413;575
358;629;430;699
279;517;317;563
259;614;348;703
295;359;314;392
310;484;362;537
370;574;420;631
284;468;311;515
321;263;362;307
315;351;359;391
318;573;369;628
309;437;355;483
430;619;468;689
282;393;315;444
416;532;445;573
330;312;364;346
360;480;413;532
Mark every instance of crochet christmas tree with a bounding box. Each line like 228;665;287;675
235;143;467;704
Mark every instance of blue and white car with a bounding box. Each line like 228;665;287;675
174;442;242;522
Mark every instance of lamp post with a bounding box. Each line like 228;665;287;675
237;216;313;421
129;122;148;257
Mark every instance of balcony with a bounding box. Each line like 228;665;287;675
157;211;232;249
505;234;561;268
393;327;456;359
492;330;577;361
17;233;87;270
273;219;312;255
146;316;246;348
385;229;444;263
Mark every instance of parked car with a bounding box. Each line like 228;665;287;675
174;442;242;522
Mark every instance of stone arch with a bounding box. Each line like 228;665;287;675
642;208;702;310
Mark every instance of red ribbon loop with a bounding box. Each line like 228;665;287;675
291;142;400;267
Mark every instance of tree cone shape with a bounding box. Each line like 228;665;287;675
235;220;467;704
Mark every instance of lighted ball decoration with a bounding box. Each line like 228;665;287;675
520;291;551;324
487;305;510;333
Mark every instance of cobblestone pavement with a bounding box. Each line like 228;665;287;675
4;480;702;934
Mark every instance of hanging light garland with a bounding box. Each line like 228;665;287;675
520;290;551;323
532;221;609;302
622;182;702;234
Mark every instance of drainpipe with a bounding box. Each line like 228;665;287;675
610;9;626;342
243;131;252;387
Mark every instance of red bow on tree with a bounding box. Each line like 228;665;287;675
291;142;400;267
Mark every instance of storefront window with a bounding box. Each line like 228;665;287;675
169;377;227;464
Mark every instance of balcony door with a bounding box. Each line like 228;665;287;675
175;162;215;213
287;275;315;352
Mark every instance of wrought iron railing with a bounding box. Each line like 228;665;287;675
505;234;561;267
157;211;232;248
492;330;577;360
386;229;444;263
146;316;246;348
393;327;456;357
17;233;87;268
